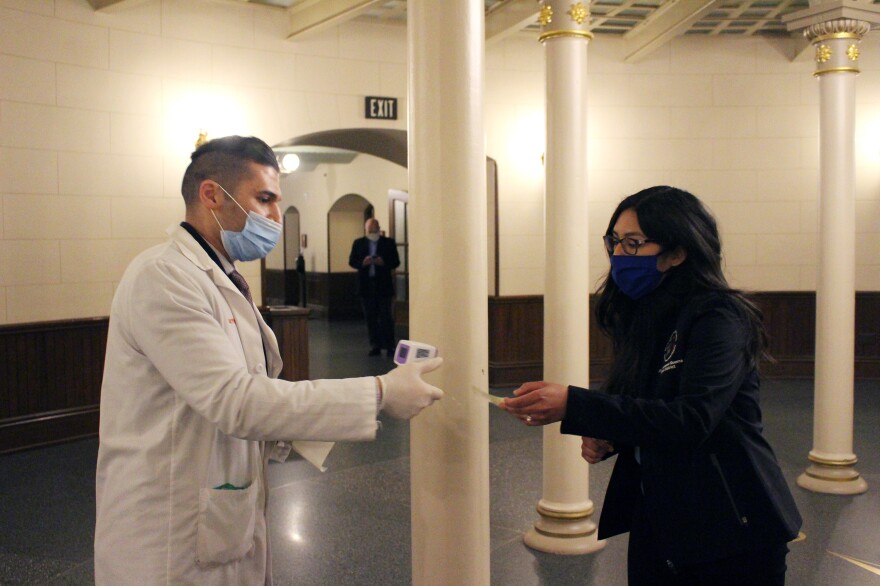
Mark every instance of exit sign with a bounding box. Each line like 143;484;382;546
365;96;398;120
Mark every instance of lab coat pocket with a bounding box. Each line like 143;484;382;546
196;481;258;566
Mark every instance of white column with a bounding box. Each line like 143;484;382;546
408;1;490;584
523;0;604;554
798;19;869;495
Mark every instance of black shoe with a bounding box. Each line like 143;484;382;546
368;348;381;356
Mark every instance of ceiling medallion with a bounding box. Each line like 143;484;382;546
568;2;589;25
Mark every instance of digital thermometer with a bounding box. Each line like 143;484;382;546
393;340;438;366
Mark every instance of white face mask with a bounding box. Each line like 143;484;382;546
366;232;380;242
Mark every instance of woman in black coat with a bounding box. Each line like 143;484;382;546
501;186;801;585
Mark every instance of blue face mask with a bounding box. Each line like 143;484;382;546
610;254;665;300
211;184;282;262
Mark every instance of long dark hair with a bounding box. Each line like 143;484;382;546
595;186;768;396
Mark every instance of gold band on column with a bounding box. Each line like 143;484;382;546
534;526;597;539
812;32;864;43
808;453;859;466
536;503;595;520
539;29;594;43
805;470;862;482
815;67;860;76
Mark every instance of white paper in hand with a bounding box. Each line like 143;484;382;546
472;385;505;407
291;440;335;472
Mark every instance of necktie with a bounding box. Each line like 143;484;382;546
228;268;268;363
227;269;253;304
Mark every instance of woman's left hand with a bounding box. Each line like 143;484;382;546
500;381;568;426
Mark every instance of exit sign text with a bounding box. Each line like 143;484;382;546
365;96;398;120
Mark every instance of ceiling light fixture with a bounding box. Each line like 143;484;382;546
280;153;301;172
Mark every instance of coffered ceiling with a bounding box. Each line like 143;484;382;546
90;0;870;62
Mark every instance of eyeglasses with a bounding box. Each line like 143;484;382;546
603;234;659;256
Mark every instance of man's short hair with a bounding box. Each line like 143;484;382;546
180;136;279;206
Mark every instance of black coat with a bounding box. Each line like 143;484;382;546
348;235;400;298
561;292;801;565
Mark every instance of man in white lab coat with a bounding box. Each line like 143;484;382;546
94;136;443;585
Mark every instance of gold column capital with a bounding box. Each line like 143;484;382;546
804;18;870;43
805;19;870;76
537;0;593;44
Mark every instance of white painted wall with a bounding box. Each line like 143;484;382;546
2;0;880;324
0;0;406;323
489;32;880;295
279;154;406;273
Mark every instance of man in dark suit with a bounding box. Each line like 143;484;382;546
349;218;400;356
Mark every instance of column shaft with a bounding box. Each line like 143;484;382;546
796;20;868;495
408;1;490;584
542;37;592;508
524;0;604;554
814;74;856;457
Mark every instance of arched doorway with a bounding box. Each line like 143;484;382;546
262;205;302;306
326;194;373;319
271;128;498;322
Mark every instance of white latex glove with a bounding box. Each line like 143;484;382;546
379;357;444;419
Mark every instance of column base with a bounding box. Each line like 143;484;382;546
797;463;868;495
522;503;605;555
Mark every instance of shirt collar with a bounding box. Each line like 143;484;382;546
180;221;234;274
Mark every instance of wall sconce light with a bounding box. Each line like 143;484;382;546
195;130;208;148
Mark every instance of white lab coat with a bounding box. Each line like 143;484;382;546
95;225;378;585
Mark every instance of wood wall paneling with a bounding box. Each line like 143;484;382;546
261;306;310;382
327;272;362;320
3;291;877;452
855;292;880;379
0;319;107;453
1;308;311;454
305;272;327;318
302;271;363;320
487;296;543;386
757;292;815;378
262;268;304;307
488;292;880;387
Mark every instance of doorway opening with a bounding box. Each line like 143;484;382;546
262;205;302;306
268;128;498;324
325;194;373;319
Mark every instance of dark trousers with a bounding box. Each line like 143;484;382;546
361;281;395;351
627;496;789;586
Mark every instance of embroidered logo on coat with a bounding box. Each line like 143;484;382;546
663;330;678;362
659;330;683;374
